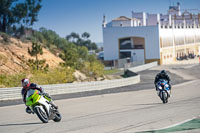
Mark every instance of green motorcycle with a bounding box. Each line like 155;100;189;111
26;89;61;123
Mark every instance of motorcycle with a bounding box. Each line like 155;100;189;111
156;79;170;104
26;89;61;123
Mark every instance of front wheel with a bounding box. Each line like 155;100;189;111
161;91;168;104
34;106;48;123
53;110;62;122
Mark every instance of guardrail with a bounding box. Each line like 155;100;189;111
0;75;140;101
0;61;158;101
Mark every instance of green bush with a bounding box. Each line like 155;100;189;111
81;61;104;78
0;73;26;88
0;67;75;88
0;32;11;44
29;67;75;85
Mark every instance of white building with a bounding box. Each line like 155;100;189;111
103;3;200;65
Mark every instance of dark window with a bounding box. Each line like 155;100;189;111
134;45;144;49
120;52;131;59
119;38;132;49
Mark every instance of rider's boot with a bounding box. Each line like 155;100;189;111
26;107;33;114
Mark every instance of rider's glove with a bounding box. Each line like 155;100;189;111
42;92;51;99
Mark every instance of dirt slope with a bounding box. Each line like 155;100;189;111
0;36;64;74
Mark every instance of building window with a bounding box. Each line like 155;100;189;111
175;36;184;45
119;37;145;50
185;35;194;44
134;45;144;49
161;36;173;47
119;38;132;49
120;51;131;59
132;37;145;49
196;35;200;43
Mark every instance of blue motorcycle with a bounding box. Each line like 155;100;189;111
156;79;170;104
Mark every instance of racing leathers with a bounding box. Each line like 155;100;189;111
154;72;171;92
21;83;56;114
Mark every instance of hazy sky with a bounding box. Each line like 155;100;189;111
32;0;200;43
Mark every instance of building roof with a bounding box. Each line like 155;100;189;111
112;16;139;21
112;16;131;21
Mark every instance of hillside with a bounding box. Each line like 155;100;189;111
0;36;64;74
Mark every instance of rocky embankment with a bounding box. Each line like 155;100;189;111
0;36;63;74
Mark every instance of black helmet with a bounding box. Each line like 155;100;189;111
160;70;166;77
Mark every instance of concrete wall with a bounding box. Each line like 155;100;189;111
0;62;158;101
147;14;160;26
0;76;140;101
103;25;160;61
132;12;146;26
128;61;158;72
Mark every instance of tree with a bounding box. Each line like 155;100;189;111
66;32;98;50
23;0;42;26
28;41;43;61
78;46;88;60
39;27;59;48
61;43;79;68
0;0;42;33
0;0;16;32
66;32;80;43
88;42;97;50
28;41;48;71
81;32;90;39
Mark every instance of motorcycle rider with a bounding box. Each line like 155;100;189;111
154;70;171;94
21;78;57;114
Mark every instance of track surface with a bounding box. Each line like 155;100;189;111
0;64;200;133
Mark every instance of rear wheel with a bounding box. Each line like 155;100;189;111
35;106;48;123
53;110;61;122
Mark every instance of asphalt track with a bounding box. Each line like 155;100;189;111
0;64;200;133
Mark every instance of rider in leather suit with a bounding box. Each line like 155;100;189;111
154;70;171;92
21;78;57;114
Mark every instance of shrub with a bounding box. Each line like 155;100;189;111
30;67;75;85
0;67;75;88
0;73;26;88
0;32;11;44
81;61;104;78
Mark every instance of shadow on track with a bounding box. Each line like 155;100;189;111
0;122;41;127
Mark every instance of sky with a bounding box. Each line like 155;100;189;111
32;0;200;43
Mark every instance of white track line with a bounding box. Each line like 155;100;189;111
156;116;197;131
